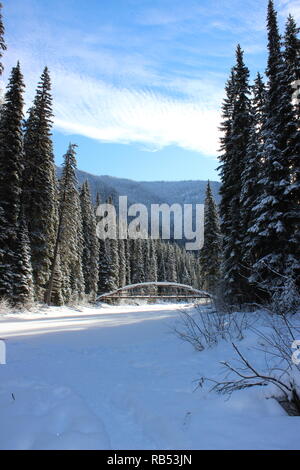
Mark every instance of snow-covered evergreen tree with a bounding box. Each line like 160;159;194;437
148;239;158;284
218;45;252;305
98;239;113;294
0;63;26;301
118;238;127;288
249;1;299;291
283;14;300;288
240;73;266;277
157;241;166;282
166;243;177;283
131;238;145;285
143;238;158;295
96;196;120;295
23;67;58;302
200;181;222;293
106;197;119;290
124;239;132;285
13;211;34;305
58;144;85;303
0;2;6;108
80;181;99;300
0;3;6;77
218;69;236;244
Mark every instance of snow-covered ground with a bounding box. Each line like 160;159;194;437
0;303;299;450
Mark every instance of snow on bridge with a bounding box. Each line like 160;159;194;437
96;282;212;302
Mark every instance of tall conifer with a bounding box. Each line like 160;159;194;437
200;181;222;293
23;67;58;301
0;63;26;300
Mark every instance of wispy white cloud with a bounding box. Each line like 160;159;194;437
279;0;300;21
5;0;274;161
4;18;224;159
52;68;221;157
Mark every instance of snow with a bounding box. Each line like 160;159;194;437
0;303;299;450
96;282;211;300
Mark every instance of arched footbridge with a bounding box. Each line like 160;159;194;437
96;282;212;302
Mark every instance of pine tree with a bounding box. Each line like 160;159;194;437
144;238;158;296
181;262;191;286
131;238;145;285
124;239;132;285
13;211;34;305
0;2;7;110
218;45;252;304
157;241;166;282
98;239;113;294
166;243;177;283
218;69;236;244
0;63;26;300
106;197;119;290
283;15;300;287
200;181;222;293
240;73;266;273
118;239;126;288
249;1;299;290
58;144;85;303
148;239;158;284
0;3;6;77
284;14;300;85
23;67;58;302
80;181;99;300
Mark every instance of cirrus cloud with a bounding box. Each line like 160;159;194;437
52;69;221;157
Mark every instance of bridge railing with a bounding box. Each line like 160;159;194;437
96;282;211;302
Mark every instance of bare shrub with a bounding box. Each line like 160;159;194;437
198;311;300;415
174;302;256;351
268;277;300;316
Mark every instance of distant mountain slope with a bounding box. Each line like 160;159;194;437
56;167;221;208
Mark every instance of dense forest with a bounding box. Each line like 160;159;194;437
0;0;299;310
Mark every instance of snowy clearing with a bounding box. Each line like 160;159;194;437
0;303;299;450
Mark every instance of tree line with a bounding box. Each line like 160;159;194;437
216;0;300;306
1;0;298;310
0;3;203;306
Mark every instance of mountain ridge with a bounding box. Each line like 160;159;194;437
56;166;221;208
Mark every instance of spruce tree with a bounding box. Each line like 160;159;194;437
131;238;145;285
218;45;252;305
144;238;158;296
240;73;266;276
283;14;300;287
200;181;222;293
0;63;26;300
98;239;113;294
149;239;158;284
0;1;6;110
284;14;300;86
80;181;99;300
218;69;236;244
157;241;166;282
0;3;6;77
124;239;132;285
0;2;7;110
13;211;34;305
23;67;58;302
118;239;127;288
106;197;119;290
58;144;85;303
250;1;299;290
166;243;177;283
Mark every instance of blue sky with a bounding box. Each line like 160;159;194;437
2;0;299;181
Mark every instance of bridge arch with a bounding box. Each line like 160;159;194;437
96;282;212;302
